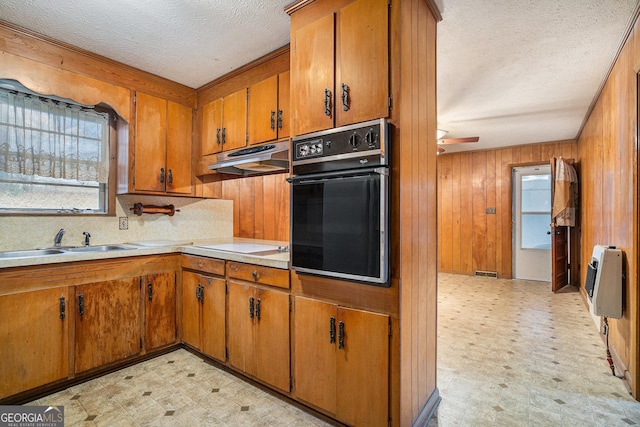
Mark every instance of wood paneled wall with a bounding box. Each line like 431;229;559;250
395;1;439;424
577;11;639;399
437;140;577;279
201;174;290;241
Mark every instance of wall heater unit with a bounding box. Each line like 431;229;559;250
584;245;622;319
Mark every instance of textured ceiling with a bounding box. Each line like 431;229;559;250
0;0;638;152
0;0;292;89
437;0;638;152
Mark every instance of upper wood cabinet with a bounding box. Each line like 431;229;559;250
0;287;70;399
248;71;290;145
201;88;248;155
134;91;193;195
290;0;389;136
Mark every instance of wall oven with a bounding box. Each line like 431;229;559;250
288;119;390;286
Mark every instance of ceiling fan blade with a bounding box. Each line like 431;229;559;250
439;136;479;144
437;146;446;153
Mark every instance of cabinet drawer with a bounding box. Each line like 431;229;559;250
181;255;225;276
227;262;289;289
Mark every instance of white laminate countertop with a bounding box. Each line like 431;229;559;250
0;237;290;270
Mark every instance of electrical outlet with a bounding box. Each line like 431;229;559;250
119;217;129;230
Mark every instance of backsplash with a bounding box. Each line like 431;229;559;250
0;195;233;251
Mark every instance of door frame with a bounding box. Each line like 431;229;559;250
511;164;553;281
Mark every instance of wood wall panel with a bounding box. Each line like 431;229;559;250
218;174;290;242
577;13;639;398
397;1;438;424
437;140;578;279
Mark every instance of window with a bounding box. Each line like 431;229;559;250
0;81;115;214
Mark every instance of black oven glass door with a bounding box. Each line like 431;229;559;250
290;168;389;286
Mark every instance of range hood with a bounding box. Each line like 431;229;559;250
208;140;289;176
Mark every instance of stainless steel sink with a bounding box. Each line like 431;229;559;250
0;248;66;259
64;245;136;253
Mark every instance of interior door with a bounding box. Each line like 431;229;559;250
513;165;552;281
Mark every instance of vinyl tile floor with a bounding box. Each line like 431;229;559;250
28;273;640;426
428;273;640;427
28;350;332;426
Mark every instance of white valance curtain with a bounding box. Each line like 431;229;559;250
0;87;109;183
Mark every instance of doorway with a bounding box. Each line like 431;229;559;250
513;165;552;281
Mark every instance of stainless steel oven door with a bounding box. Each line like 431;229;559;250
289;167;389;286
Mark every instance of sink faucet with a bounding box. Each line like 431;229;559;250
83;232;91;246
53;228;65;247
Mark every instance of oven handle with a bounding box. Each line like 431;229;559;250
286;167;387;184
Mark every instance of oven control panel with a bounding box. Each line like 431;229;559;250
293;118;386;162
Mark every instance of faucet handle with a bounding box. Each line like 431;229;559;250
82;232;91;246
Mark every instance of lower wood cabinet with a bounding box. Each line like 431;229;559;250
182;270;226;361
144;272;178;350
227;280;290;391
0;287;70;399
293;296;390;427
75;277;142;373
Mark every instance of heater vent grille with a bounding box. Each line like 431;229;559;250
475;270;498;278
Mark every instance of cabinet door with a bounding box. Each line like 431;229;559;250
182;271;202;350
200;276;226;361
291;13;335;135
0;288;69;399
202;98;224;156
166;101;193;195
145;272;177;350
293;296;337;413
336;307;389;427
222;89;247;151
277;71;290;139
254;287;290;391
336;0;389;127
227;281;256;375
248;75;278;145
75;278;141;373
135;92;167;192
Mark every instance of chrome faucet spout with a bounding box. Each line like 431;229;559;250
54;228;65;247
83;232;91;246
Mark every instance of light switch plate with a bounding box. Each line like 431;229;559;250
119;217;129;230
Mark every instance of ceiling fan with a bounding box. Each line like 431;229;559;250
436;129;479;153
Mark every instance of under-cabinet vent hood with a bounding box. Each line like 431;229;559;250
208;140;289;176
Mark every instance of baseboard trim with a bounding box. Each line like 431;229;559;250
413;388;441;427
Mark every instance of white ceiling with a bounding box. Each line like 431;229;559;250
0;0;638;153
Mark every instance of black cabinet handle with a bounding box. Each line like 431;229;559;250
338;321;345;349
160;167;165;184
216;128;221;145
249;297;254;319
222;128;226;144
196;284;203;303
168;169;173;185
329;317;336;343
324;89;332;117
341;83;350;111
59;297;66;320
78;294;84;316
252;271;258;281
255;299;261;321
270;111;276;130
277;110;283;129
148;283;153;301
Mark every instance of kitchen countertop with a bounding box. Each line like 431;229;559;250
0;237;290;270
